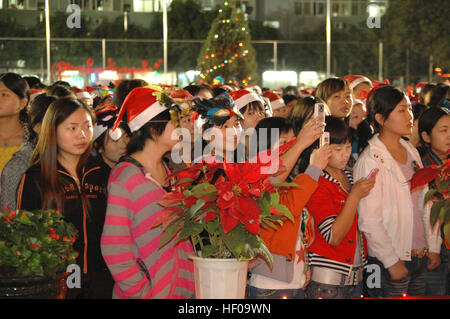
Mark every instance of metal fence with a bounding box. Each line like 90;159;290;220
0;37;383;85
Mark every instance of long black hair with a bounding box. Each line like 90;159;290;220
0;72;30;124
368;85;406;132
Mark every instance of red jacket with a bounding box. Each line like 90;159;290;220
305;170;367;275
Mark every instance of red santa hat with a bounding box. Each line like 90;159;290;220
415;81;429;93
344;75;372;90
112;87;168;134
94;105;122;141
261;91;285;110
230;89;263;111
72;87;92;100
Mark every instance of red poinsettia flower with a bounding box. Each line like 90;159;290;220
410;157;449;192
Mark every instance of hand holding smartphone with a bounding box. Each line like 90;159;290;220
314;103;326;124
367;168;379;179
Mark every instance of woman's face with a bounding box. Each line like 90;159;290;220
422;115;450;159
326;88;353;119
206;115;242;154
242;105;266;130
157;120;179;150
57;108;94;159
100;128;130;167
348;103;366;130
327;141;352;170
272;128;296;150
272;106;289;118
180;111;195;137
195;89;213;100
0;81;27;119
378;97;413;137
353;82;372;100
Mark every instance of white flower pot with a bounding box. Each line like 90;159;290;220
189;255;249;299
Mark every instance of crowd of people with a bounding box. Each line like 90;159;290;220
0;71;448;299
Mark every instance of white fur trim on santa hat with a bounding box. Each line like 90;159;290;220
76;91;92;100
128;101;167;132
270;98;285;110
234;92;263;110
349;77;371;90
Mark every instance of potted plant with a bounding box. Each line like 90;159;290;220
0;208;78;299
152;144;296;299
410;157;450;247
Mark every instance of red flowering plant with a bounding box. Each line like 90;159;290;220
410;155;450;245
0;208;78;278
152;141;298;268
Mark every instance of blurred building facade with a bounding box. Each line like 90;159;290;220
1;0;388;36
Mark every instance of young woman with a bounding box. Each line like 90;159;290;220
305;116;375;299
247;117;331;299
316;78;353;120
100;87;195;299
1;94;56;210
418;106;450;296
16;97;114;299
354;85;442;298
192;92;244;164
287;96;327;181
0;73;30;185
231;89;266;130
93;105;131;170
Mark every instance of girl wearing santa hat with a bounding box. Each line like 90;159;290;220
16;97;114;298
92;105;131;170
101;87;195;299
231;89;267;130
344;75;373;101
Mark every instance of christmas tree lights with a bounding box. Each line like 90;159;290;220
197;0;257;86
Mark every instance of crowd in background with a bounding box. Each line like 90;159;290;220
0;71;448;299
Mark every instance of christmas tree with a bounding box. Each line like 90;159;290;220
198;0;257;86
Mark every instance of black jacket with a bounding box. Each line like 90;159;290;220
17;157;111;275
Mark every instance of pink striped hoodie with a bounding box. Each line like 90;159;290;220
101;158;195;299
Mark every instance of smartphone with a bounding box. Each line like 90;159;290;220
314;103;326;124
367;168;380;179
320;131;330;147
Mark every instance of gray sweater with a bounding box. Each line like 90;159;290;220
0;141;34;210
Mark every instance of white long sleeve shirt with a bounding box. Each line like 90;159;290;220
354;135;442;269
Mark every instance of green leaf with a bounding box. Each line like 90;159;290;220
177;177;194;186
222;224;246;259
190;183;217;198
430;201;446;228
201;244;220;258
273;204;294;222
270;192;280;206
203;217;219;234
424;189;437;204
186;199;206;220
255;237;273;269
158;218;183;249
179;223;204;240
273;182;300;188
258;197;271;217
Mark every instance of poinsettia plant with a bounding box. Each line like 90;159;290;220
411;156;450;245
0;208;78;278
152;141;298;269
